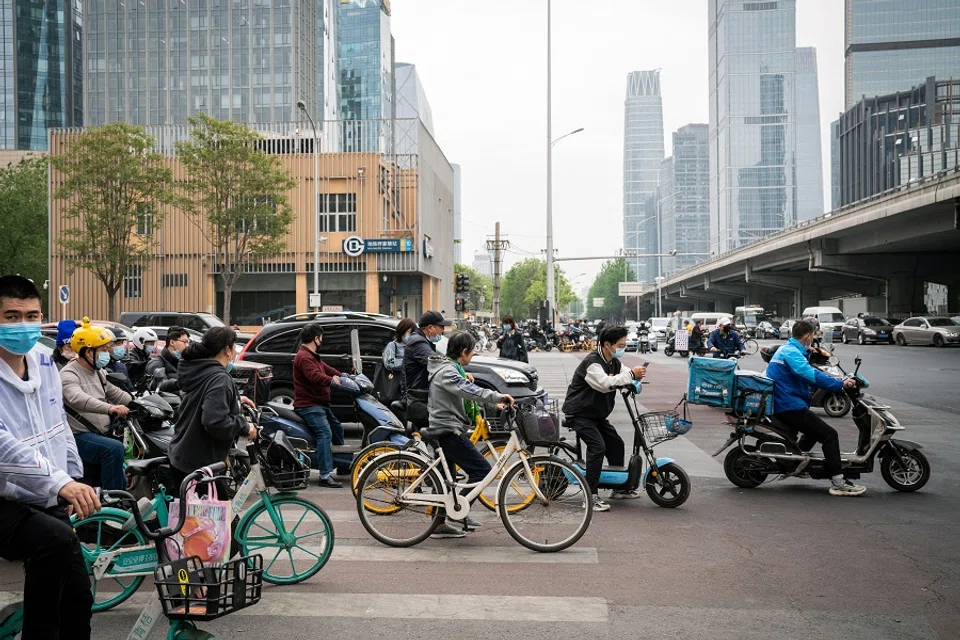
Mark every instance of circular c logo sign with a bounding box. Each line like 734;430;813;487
342;236;365;257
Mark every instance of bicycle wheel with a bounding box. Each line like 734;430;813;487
498;455;592;553
73;511;148;611
478;441;537;513
351;442;403;497
236;496;334;585
744;339;759;355
355;452;444;547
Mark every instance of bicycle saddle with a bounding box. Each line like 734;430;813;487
125;456;168;476
417;427;444;443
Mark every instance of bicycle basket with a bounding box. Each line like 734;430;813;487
154;555;263;621
517;399;560;444
261;431;311;491
638;410;686;445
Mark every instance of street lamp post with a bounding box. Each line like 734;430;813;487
297;100;320;311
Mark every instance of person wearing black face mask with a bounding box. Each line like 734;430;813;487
707;317;746;357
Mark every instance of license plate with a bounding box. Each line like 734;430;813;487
878;332;888;338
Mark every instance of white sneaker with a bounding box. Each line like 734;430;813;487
828;479;866;496
609;489;641;500
592;495;611;512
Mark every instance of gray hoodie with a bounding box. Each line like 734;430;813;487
427;356;500;437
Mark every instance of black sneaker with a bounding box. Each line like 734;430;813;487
430;523;467;539
318;476;343;488
451;516;482;531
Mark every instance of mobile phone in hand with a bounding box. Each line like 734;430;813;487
642;361;650;367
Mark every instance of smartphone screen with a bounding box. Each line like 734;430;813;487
643;361;650;367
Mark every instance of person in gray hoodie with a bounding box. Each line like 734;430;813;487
168;327;256;491
427;331;513;539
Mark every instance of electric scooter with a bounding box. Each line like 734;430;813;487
560;380;693;507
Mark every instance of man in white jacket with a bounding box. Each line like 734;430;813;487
0;275;98;640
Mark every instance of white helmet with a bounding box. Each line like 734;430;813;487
132;327;159;350
717;317;733;328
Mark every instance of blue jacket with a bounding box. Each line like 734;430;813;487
707;328;745;353
766;338;844;413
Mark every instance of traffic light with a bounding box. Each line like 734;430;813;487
461;273;470;292
455;273;468;294
455;297;464;312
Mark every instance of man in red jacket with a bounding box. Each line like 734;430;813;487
293;324;345;487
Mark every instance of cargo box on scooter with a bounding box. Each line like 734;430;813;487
687;356;737;407
732;370;775;417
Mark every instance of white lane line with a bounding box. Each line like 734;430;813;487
238;593;609;622
330;544;597;564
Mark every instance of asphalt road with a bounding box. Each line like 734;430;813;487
0;344;956;639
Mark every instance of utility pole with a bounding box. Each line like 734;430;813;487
486;222;509;322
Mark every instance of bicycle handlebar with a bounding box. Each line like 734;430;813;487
101;462;227;541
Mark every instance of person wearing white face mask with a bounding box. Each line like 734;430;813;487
378;317;416;405
561;326;646;512
496;314;528;363
60;318;132;491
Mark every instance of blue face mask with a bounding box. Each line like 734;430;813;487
402;332;411;344
112;346;126;360
430;334;442;344
95;351;111;369
612;347;626;359
170;349;182;360
226;360;234;374
503;325;512;333
0;322;42;355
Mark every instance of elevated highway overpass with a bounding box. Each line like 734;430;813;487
652;170;960;318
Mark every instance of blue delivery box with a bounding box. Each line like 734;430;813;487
687;356;737;408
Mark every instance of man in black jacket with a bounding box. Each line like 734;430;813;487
402;311;454;428
146;326;189;386
561;326;646;512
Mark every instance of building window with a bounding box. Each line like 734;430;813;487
318;193;356;232
136;202;154;235
124;265;142;299
161;273;188;288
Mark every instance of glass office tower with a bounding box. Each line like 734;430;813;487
339;0;394;152
845;0;960;108
0;0;82;150
708;0;799;254
795;47;825;220
83;0;319;126
622;70;665;284
659;124;710;276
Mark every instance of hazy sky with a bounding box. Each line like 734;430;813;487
391;0;845;290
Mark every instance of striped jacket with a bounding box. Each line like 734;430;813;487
0;347;82;507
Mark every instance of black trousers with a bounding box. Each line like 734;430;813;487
568;416;625;495
774;409;842;477
0;498;93;640
437;432;492;492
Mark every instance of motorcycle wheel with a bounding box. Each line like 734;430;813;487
645;463;690;508
822;393;851;418
880;448;930;492
543;343;553;352
664;345;674;357
723;447;767;488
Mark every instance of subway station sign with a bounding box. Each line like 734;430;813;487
342;236;414;257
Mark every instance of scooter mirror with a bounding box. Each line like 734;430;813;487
829;355;840;366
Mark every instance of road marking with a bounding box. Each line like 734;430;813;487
330;544;597;563
238;592;609;622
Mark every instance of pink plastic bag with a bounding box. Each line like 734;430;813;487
165;467;232;566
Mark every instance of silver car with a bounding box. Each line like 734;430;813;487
892;317;960;347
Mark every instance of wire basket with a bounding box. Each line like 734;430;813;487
261;459;311;491
638;410;684;446
517;399;560;445
154;555;263;621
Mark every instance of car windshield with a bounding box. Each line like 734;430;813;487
651;318;669;327
863;318;889;327
818;313;845;323
199;313;225;327
928;318;955;327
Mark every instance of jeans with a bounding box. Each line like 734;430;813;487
295;405;345;477
774;409;842;477
567;416;625;495
0;498;93;640
74;432;127;490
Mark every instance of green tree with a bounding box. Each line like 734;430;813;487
0;156;49;308
587;257;641;323
176;114;297;325
52;122;178;320
499;258;577;321
454;263;493;312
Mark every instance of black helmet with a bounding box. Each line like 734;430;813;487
759;344;781;363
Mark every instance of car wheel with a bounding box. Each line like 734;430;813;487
857;333;865;345
841;333;848;344
896;334;907;346
933;334;945;348
268;386;295;407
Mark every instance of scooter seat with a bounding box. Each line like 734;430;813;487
125;456;168;477
267;403;306;425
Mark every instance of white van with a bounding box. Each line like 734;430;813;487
689;312;733;332
801;306;846;339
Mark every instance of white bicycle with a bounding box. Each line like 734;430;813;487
354;401;592;553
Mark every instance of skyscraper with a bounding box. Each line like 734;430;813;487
622;70;665;284
0;0;82;150
452;164;462;264
795;47;825;220
394;61;435;155
845;0;960;109
318;0;341;124
338;0;394;152
83;1;319;127
659;124;710;277
708;0;800;254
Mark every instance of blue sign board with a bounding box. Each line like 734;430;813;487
364;239;402;253
342;236;413;256
58;285;70;305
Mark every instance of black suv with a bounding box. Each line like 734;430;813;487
120;311;228;334
237;312;545;423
